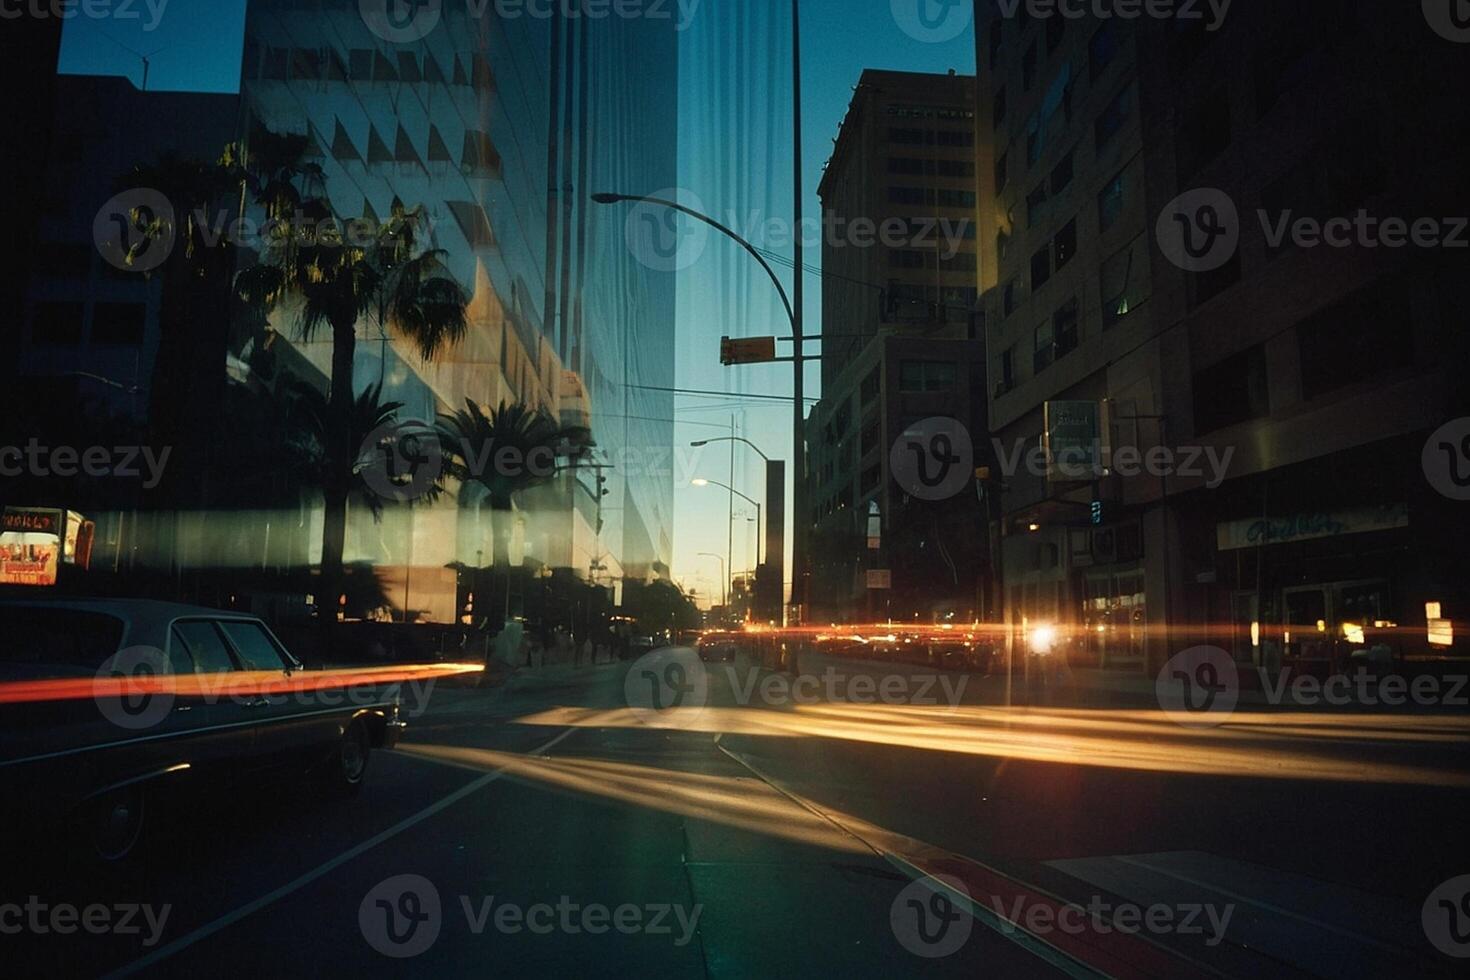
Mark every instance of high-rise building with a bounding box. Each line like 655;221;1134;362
973;1;1470;670
232;0;679;619
807;69;989;622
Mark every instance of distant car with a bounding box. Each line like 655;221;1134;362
697;633;739;663
0;599;405;861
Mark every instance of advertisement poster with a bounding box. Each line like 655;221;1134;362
0;507;64;586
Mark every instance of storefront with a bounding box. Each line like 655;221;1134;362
0;506;94;588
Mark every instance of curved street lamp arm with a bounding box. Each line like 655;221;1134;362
593;193;797;336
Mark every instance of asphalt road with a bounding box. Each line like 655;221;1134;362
5;649;1470;978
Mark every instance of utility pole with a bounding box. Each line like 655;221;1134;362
789;0;806;626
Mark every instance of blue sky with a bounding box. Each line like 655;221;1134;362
57;0;977;606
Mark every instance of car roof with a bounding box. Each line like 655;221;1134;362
0;598;262;641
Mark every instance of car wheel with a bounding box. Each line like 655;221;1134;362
87;786;146;862
319;718;371;798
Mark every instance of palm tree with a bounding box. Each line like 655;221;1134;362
437;400;590;636
283;378;445;515
234;195;469;621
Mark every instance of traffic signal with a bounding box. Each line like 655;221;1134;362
719;335;777;365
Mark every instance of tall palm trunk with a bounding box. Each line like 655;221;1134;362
319;317;356;628
486;498;514;668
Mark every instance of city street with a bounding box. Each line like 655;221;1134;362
7;651;1468;978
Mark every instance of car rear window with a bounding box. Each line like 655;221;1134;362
0;607;125;677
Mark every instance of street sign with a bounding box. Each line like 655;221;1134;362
720;336;777;365
1043;400;1107;482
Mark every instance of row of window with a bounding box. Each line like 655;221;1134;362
323;119;501;179
888;250;977;273
994;80;1132;196
888;127;976;148
1190;274;1409;435
887;156;976;178
888;186;978;209
247;44;496;91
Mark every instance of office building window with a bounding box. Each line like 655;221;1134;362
1193;344;1269;434
994;151;1008;193
1297;276;1413;400
1053;218;1077;271
1026;183;1048;228
1033;317;1054;373
1100;238;1144;328
899;361;958;393
1089;20;1119;80
1031;245;1051;291
999;345;1015;391
1053;298;1079;358
1050;151;1073;194
1098;169;1126;232
993;86;1007;128
1094;82;1134;151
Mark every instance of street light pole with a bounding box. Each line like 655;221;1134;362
593;109;809;625
790;0;806;627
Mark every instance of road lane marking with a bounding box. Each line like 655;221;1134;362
103;726;578;979
715;738;1232;979
711;738;1106;979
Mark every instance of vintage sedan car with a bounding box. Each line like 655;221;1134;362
696;632;740;663
0;599;405;861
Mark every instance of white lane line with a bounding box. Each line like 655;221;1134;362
104;727;579;979
711;739;1105;980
